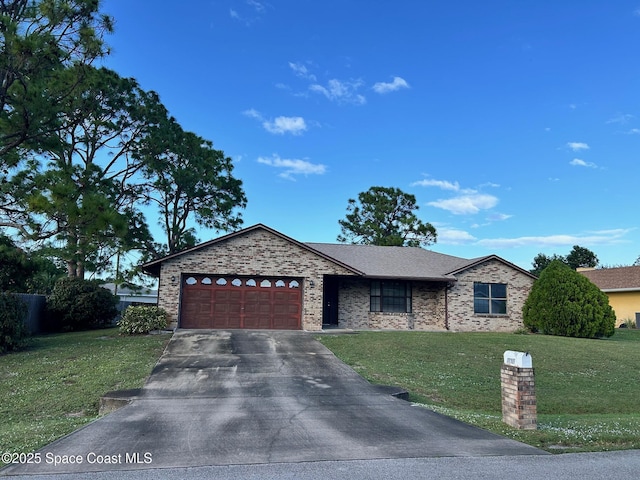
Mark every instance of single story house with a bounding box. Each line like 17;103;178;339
578;266;640;326
142;224;536;332
102;283;158;304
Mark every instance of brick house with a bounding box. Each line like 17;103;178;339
142;224;535;332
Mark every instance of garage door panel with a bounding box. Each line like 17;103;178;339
213;316;242;329
272;316;300;330
244;316;272;329
180;276;302;329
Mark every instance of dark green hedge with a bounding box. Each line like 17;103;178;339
523;260;615;338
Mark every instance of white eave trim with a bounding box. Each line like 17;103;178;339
601;287;640;293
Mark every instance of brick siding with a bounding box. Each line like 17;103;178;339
337;278;447;330
157;229;356;330
155;227;533;333
447;260;535;332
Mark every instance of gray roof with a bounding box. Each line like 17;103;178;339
141;224;534;282
306;243;479;281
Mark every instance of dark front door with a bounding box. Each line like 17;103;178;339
322;276;339;327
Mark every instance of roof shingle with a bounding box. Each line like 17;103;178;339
306;243;475;281
579;266;640;291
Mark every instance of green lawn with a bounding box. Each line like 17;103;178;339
0;328;170;461
317;329;640;453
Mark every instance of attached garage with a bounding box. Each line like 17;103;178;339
142;224;535;332
180;275;302;329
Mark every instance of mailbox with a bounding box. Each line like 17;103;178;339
503;350;532;368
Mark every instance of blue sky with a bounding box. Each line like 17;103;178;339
100;0;640;270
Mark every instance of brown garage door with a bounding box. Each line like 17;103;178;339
180;275;302;329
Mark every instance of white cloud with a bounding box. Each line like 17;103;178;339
244;110;307;135
624;128;640;135
289;62;316;81
229;1;267;25
257;154;326;180
567;142;590;151
372;76;410;94
309;79;366;105
477;229;632;249
263;116;307;135
242;108;262;119
411;178;461;191
415;176;500;215
487;213;513;222
570;158;597;168
428;194;499;215
247;0;265;13
606;113;634;124
436;227;477;245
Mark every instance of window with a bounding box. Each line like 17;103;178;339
474;282;507;315
370;280;412;313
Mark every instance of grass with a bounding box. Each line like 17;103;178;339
0;328;170;462
317;329;640;453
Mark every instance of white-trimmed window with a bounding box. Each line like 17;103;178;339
474;282;507;315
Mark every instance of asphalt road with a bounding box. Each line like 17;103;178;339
3;451;640;480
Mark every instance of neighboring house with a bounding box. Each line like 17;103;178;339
102;283;158;305
142;224;535;332
578;266;640;326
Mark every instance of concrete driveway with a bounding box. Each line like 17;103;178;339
2;330;544;475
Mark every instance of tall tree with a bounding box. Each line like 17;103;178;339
141;118;246;256
530;245;599;276
0;0;113;165
565;245;598;270
1;66;164;277
0;234;63;292
530;253;566;277
337;186;436;247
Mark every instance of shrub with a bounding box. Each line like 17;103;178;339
523;260;616;338
0;293;29;353
118;306;168;335
47;278;118;331
620;319;636;329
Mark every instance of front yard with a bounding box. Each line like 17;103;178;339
0;328;170;461
318;329;640;452
2;327;638;461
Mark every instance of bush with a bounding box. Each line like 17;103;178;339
0;293;29;353
523;260;616;338
47;278;118;331
118;306;168;335
620;319;636;329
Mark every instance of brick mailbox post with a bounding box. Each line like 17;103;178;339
501;351;537;430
